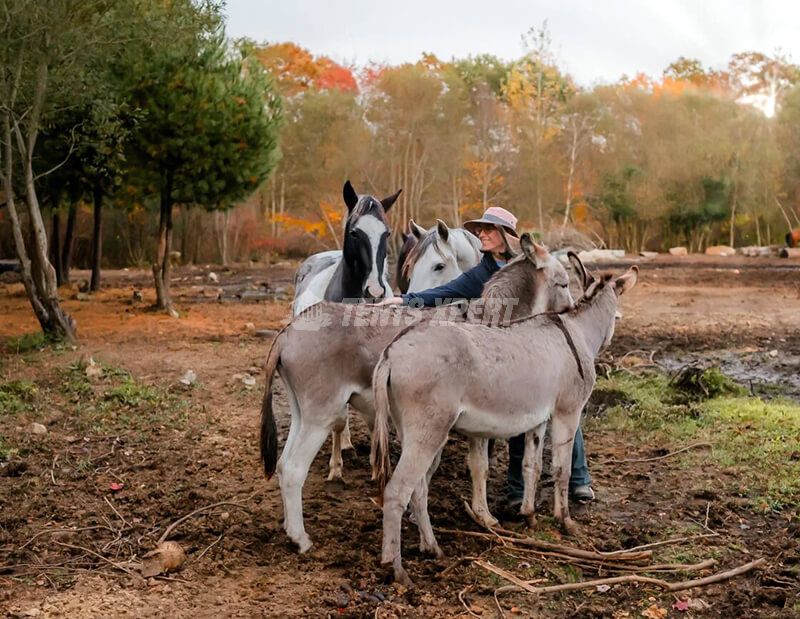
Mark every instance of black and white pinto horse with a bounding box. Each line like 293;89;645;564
292;181;401;316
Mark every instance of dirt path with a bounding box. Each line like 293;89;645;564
1;257;799;618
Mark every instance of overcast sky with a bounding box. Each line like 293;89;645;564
224;0;800;86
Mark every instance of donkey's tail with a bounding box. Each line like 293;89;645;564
260;329;285;479
370;353;393;502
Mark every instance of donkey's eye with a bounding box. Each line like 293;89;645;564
434;263;445;272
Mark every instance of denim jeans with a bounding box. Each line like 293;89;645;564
506;427;591;500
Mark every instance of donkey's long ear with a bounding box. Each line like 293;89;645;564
520;233;548;268
568;251;595;292
409;219;426;240
436;219;449;243
614;265;639;296
343;180;358;211
380;188;402;212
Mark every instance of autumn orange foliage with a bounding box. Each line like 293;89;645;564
253;42;357;95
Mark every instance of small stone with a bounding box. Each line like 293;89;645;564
669;246;688;256
768;350;778;358
241;374;256;388
85;357;102;379
76;291;90;301
23;609;41;617
207;272;219;283
243;322;255;331
179;370;197;386
29;423;47;435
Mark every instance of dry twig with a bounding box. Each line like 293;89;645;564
494;558;764;596
19;525;114;551
457;585;481;618
472;559;546;593
157;500;250;544
53;541;141;580
607;442;712;464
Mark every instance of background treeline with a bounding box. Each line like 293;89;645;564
255;32;800;256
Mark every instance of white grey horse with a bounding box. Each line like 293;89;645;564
260;236;575;553
292;181;401;316
370;264;639;586
401;219;482;293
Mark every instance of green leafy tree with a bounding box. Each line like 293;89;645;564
0;0;126;341
122;11;282;314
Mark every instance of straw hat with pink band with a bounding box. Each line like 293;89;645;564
464;206;521;256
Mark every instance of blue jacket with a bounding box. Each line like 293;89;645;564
401;253;503;307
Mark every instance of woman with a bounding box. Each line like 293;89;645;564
379;207;595;507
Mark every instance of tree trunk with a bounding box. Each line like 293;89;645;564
50;210;64;285
153;171;177;316
729;181;738;248
61;203;77;283
563;129;578;229
6;112;76;339
90;184;103;292
221;209;230;265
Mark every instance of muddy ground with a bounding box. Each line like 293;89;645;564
1;255;799;618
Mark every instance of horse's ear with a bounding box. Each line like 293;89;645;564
343;180;358;211
436;219;449;243
614;265;639;296
380;188;402;212
409;219;426;240
520;233;548;268
568;251;594;292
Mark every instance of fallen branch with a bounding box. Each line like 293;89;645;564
53;541;141;580
666;558;765;592
19;525;115;551
501;546;716;574
438;527;652;564
495;558;764;596
157;501;250;545
607;442;712;464
472;559;546;593
609;533;718;554
492;526;653;564
436;556;476;580
457;585;481;618
194;533;224;563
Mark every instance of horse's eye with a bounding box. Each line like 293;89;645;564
434;263;445;272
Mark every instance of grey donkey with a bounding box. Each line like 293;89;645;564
370;263;639;586
259;235;577;553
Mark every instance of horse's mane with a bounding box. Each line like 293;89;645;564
401;230;446;279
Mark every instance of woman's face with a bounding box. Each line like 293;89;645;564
476;225;505;254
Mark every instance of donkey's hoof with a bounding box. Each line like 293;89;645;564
420;541;444;558
476;513;499;529
562;517;580;537
393;565;415;589
294;535;313;554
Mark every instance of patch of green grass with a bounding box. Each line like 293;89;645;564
592;369;800;511
6;332;51;354
0;380;38;415
0;435;18;460
58;360;188;434
103;379;159;407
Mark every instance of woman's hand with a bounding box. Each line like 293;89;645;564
374;296;404;306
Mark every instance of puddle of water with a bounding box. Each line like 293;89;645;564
658;348;800;401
